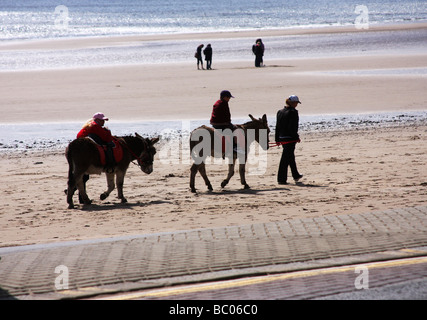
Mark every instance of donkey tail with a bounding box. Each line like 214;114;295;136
65;146;75;189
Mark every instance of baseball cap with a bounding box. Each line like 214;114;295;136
288;95;301;104
93;112;109;121
220;90;234;98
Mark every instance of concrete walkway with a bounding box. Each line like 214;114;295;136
0;205;426;299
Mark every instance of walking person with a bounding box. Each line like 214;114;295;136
275;95;303;184
195;44;204;70
252;38;264;67
203;43;213;70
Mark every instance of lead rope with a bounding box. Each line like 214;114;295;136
269;139;301;147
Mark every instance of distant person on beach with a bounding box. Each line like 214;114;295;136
275;95;303;184
203;43;213;70
195;44;204;70
252;38;264;67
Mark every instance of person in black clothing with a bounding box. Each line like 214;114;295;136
203;44;213;70
196;44;204;69
275;95;303;184
252;39;264;67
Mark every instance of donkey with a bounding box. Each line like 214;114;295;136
189;114;270;193
65;132;159;209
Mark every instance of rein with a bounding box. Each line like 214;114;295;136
269;139;300;147
117;137;146;167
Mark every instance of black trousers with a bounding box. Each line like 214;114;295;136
255;55;263;67
197;57;203;68
278;142;300;183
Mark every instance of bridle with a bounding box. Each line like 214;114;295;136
117;137;148;168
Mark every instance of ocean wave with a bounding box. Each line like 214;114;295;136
1;0;426;41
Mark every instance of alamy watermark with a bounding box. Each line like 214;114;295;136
54;265;69;290
54;5;72;30
354;5;370;30
354;265;369;290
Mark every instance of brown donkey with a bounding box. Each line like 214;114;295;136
66;133;159;209
189;114;270;193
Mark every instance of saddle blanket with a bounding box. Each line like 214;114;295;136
87;136;123;166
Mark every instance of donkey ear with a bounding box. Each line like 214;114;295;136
135;132;142;139
262;114;267;123
151;136;160;144
248;114;255;121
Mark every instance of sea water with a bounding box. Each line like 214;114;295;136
1;0;427;41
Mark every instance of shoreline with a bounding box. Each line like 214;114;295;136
1;21;427;51
1;110;426;154
1;107;426;125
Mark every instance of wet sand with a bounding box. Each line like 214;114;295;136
0;23;426;247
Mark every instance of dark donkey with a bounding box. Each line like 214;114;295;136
189;114;270;193
66;133;159;209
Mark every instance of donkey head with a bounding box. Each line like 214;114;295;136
248;114;270;150
135;132;159;174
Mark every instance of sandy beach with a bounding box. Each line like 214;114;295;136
1;24;426;247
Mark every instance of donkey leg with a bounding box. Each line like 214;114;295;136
66;162;79;209
221;163;235;188
100;172;115;200
78;174;90;204
67;173;76;209
75;174;92;205
115;170;127;203
239;163;250;189
198;163;213;191
190;163;199;193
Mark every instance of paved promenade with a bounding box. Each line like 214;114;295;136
0;205;426;299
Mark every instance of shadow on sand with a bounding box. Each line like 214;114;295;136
77;199;173;211
193;181;326;195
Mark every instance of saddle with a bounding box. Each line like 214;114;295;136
212;127;245;157
87;135;123;168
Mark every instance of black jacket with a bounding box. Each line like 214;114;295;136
252;44;264;57
275;107;299;142
203;46;212;60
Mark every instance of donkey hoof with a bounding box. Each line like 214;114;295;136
191;188;197;193
68;204;74;209
100;193;108;200
207;184;213;191
221;180;228;188
243;184;250;189
121;197;128;203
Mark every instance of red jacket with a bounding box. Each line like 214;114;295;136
77;121;113;143
210;99;231;125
